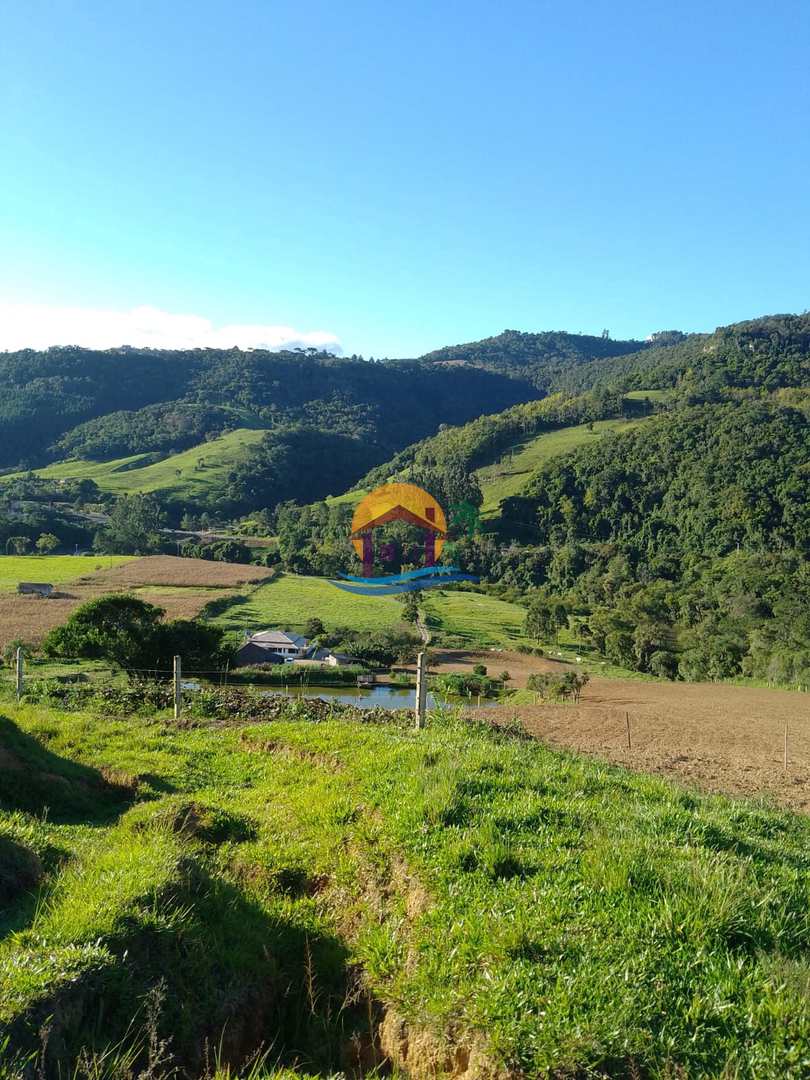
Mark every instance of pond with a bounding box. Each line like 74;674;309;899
255;683;502;710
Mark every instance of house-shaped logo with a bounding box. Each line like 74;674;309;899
350;482;447;577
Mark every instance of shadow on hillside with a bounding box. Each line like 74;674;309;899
11;861;382;1079
0;714;136;823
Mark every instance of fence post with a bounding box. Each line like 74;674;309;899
173;655;182;721
415;651;428;730
784;717;788;772
625;711;632;751
15;647;23;703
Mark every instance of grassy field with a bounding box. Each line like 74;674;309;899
423;587;530;648
1;695;809;1076
624;388;671;402
0;554;133;590
476;417;648;514
325;489;365;507
209;571;408;635
6;429;267;500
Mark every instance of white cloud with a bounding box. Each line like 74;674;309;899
0;302;342;353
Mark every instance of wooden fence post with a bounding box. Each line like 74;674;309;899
784;717;788;772
15;647;23;703
625;711;631;751
415;651;428;730
173;655;182;721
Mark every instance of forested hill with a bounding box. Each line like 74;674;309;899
0;346;536;470
418;329;648;389
499;400;810;560
557;313;810;397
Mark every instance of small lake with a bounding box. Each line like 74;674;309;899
255;683;501;710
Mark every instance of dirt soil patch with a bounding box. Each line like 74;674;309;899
484;677;810;814
0;556;272;649
76;555;275;588
419;650;810;813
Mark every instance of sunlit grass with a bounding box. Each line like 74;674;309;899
0;555;133;591
4;429;267;500
2;697;809;1075
476;417;649;515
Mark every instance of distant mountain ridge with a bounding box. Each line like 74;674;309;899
418;329;648;389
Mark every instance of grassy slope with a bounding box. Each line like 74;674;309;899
324;401;659;516
422;588;530;649
8;429;266;500
476;417;647;514
0;555;134;590
210;572;535;651
1;699;809;1077
209;572;408;635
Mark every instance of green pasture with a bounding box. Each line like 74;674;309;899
476;417;648;514
624;388;671;402
208;571;408;635
0;554;133;590
6;428;267;500
422;587;529;648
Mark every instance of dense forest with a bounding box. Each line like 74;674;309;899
558;313;810;397
0;345;535;469
451;399;810;683
418;328;647;389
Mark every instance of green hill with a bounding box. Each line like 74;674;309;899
2;696;809;1075
558;313;810;397
0;346;536;473
476;416;649;514
419;328;647;389
14;428;267;501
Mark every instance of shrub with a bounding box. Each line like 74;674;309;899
526;671;589;703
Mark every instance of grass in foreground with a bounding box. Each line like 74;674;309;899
1;694;808;1078
0;555;134;591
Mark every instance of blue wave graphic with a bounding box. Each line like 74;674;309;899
329;572;478;596
339;565;469;584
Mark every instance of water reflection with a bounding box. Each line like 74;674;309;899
253;683;500;710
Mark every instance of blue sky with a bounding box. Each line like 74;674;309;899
1;0;808;357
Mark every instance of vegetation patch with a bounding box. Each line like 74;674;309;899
0;697;808;1076
209;572;407;636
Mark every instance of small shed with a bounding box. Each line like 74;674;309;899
17;583;54;598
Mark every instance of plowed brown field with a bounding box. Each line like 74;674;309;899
432;649;810;813
0;556;273;649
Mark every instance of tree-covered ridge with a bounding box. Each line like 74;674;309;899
558;313;810;397
418;328;647;389
503;401;810;558
453;399;810;684
0;345;536;470
356;388;639;495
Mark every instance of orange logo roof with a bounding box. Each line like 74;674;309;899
350;482;447;559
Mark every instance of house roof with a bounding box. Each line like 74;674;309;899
247;630;309;648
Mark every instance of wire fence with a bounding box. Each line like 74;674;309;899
3;650;805;780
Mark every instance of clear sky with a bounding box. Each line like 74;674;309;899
1;0;808;357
